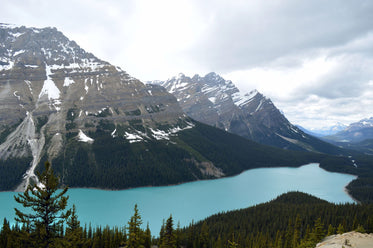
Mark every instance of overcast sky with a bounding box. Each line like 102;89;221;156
2;0;373;129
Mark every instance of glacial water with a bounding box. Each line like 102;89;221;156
0;163;356;235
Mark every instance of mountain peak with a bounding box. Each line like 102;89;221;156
0;24;108;74
150;72;342;154
0;25;190;190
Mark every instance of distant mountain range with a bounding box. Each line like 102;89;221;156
321;117;373;155
0;24;340;191
297;123;347;137
148;73;346;155
324;117;373;143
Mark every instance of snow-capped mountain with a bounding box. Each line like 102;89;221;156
324;117;373;143
298;123;347;137
0;24;327;191
149;73;345;154
0;24;200;190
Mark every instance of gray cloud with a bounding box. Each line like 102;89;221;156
297;56;373;100
188;0;373;71
1;0;372;128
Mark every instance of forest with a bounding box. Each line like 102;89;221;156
1;162;372;248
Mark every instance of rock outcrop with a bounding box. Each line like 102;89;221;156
316;232;373;248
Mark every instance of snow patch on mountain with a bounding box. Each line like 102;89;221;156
63;77;75;87
39;65;60;100
234;90;258;106
77;130;94;143
124;132;144;143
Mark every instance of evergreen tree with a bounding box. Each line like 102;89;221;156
274;230;283;248
159;215;176;248
14;161;71;248
355;224;366;233
327;224;335;236
144;223;152;248
0;218;11;248
337;223;345;234
199;221;210;248
228;239;238;248
311;217;325;244
216;235;223;248
65;205;83;247
292;214;301;247
175;221;181;248
159;219;165;247
126;204;144;248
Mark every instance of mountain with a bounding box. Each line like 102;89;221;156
321;117;373;154
149;73;346;155
0;24;333;191
324;117;373;143
297;123;347;137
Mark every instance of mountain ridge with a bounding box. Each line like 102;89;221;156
0;24;344;192
149;73;348;155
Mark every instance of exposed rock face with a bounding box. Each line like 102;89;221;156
149;73;345;154
316;231;373;248
0;24;191;190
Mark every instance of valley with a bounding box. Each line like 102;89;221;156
0;23;373;248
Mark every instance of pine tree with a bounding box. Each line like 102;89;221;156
228;239;238;248
65;205;83;247
337;223;345;234
14;161;71;248
144;223;152;248
0;218;11;248
216;235;223;248
327;224;335;236
159;215;176;248
311;217;325;243
274;230;283;248
199;221;210;248
126;204;144;248
284;218;293;248
159;219;165;247
355;224;366;233
175;221;181;248
292;214;301;247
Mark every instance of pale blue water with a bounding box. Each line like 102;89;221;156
0;163;356;235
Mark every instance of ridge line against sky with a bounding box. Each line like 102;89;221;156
1;0;373;130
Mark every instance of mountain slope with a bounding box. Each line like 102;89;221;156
0;24;343;191
324;117;373;143
0;24;203;190
149;73;347;155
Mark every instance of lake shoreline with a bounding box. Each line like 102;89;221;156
1;163;356;235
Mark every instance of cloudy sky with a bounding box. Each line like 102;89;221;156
2;0;373;130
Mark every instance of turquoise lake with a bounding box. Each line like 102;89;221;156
0;163;356;235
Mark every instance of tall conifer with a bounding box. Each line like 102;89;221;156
14;161;71;247
126;204;144;248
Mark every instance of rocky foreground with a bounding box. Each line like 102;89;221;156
316;232;373;248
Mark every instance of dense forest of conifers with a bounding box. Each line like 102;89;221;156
180;192;373;248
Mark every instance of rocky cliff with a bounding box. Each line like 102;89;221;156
149;73;346;154
0;24;195;190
